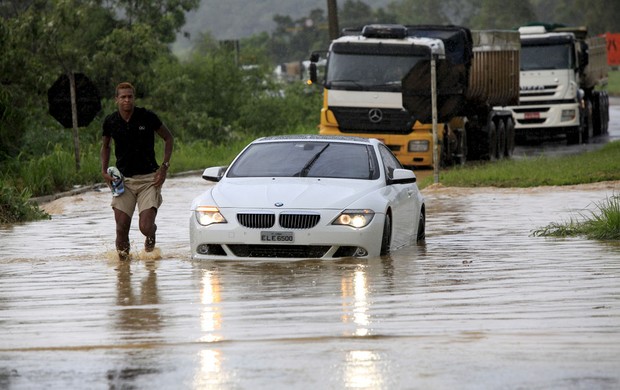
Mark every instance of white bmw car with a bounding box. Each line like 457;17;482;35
189;135;425;260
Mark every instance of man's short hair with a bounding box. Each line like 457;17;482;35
115;82;135;97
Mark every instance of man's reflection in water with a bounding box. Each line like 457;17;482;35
108;260;162;388
115;260;162;332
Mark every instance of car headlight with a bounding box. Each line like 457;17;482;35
332;209;375;228
195;206;227;226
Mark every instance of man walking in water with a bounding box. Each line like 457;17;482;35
101;82;174;259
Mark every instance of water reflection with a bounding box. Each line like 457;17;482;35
344;350;385;389
108;260;163;389
113;260;162;335
341;268;370;337
194;268;228;388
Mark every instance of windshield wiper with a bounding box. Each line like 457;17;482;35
298;144;330;177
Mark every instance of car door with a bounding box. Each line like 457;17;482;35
378;144;417;247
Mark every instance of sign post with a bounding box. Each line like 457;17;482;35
48;73;101;170
431;55;439;184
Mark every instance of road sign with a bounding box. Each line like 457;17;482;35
48;73;101;128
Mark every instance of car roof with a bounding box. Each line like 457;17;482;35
254;134;376;145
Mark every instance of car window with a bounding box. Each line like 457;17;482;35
227;141;379;179
378;144;403;180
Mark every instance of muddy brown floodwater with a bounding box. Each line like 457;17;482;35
1;171;619;389
2;100;620;389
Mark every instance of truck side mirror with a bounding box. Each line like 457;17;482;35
309;63;317;83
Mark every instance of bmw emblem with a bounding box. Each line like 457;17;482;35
368;108;383;123
275;202;284;207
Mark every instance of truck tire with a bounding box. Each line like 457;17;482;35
566;126;581;145
592;91;602;136
504;117;515;158
484;120;497;161
456;127;467;166
496;119;506;160
582;100;593;143
601;91;609;135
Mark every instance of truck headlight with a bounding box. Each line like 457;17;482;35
561;109;576;122
408;140;429;152
332;209;375;228
195;206;227;226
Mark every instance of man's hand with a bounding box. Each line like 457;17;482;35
102;171;114;188
153;167;167;187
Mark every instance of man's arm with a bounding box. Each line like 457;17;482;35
154;124;174;187
101;135;114;185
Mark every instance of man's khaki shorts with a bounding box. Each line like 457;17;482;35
110;173;162;218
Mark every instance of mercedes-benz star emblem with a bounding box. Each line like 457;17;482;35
275;202;284;207
368;108;383;123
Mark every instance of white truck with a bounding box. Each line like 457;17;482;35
508;25;609;144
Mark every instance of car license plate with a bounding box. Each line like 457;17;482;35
524;112;540;119
261;231;294;243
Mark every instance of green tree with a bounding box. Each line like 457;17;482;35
103;0;199;43
470;0;535;29
387;0;450;25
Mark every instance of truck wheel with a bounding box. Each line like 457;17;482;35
456;127;467;165
566;127;581;145
486;120;497;161
582;100;593;143
496;119;506;160
601;91;609;135
380;213;392;256
592;91;602;136
504;117;515;158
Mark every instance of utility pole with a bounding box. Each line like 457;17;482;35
327;0;339;40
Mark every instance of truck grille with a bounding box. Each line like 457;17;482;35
330;107;414;134
519;85;558;98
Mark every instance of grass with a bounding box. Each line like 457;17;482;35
532;194;620;240
608;69;620;96
418;141;620;189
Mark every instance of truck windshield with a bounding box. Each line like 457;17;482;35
520;43;574;71
326;52;424;91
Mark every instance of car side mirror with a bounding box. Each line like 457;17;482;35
202;166;227;182
389;168;417;184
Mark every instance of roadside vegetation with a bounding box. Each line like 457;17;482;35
418;140;620;188
532;194;620;240
2;0;620;225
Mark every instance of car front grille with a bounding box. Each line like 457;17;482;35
227;244;330;258
279;213;320;229
237;213;275;229
237;213;320;229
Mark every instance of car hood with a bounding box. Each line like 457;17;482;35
210;178;380;210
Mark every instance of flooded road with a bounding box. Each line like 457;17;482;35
1;103;620;389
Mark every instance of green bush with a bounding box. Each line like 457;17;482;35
0;179;49;224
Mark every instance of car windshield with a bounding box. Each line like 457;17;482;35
227;141;380;180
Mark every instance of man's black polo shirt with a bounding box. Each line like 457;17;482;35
102;107;163;177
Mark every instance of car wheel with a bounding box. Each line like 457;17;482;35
417;208;426;242
380;213;392;256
